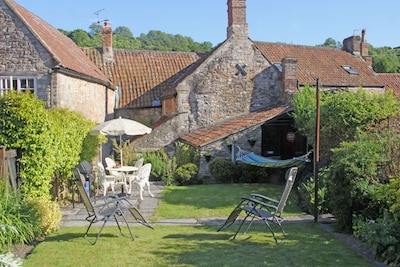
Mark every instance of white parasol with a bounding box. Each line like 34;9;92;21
90;116;152;165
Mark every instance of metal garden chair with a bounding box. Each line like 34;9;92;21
71;167;153;245
217;167;298;243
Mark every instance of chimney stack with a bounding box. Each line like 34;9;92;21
360;29;369;58
101;20;114;63
281;57;298;101
227;0;248;40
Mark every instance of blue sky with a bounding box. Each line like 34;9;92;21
15;0;400;48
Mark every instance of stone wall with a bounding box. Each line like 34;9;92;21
115;106;162;126
179;37;280;130
54;73;114;123
0;3;114;124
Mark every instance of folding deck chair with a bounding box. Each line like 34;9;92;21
72;167;153;245
217;167;298;243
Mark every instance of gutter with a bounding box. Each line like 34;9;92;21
53;66;116;90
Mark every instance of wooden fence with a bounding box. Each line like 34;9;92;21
0;146;18;188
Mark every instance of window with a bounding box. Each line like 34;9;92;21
342;65;359;75
0;76;36;96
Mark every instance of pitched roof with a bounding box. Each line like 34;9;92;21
83;48;200;108
377;73;400;98
254;42;384;88
5;0;109;84
180;105;290;147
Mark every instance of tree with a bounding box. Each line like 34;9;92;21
369;46;400;73
113;34;141;50
68;29;92;47
89;23;102;36
292;86;400;161
318;38;342;48
114;26;133;38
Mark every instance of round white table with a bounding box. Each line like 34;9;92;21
107;166;138;193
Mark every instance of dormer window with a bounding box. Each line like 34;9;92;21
342;65;359;75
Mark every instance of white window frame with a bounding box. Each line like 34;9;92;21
0;76;37;96
342;65;359;75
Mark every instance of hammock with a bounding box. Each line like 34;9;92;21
234;146;312;168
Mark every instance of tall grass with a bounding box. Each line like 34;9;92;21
0;182;41;253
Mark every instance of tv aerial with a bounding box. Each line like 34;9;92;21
89;8;111;33
93;8;106;26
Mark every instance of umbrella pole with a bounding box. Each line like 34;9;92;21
119;135;123;166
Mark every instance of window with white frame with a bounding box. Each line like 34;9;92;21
0;76;36;96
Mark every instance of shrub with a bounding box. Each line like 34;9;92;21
297;167;330;214
327;133;388;233
353;212;400;266
0;92;55;198
208;158;240;183
0;182;42;253
174;142;200;168
27;196;62;236
49;107;102;201
173;163;199;185
236;163;268;183
142;149;169;181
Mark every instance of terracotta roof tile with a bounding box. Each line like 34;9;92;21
254;42;383;88
180;105;290;147
83;48;200;107
6;0;109;83
377;73;400;98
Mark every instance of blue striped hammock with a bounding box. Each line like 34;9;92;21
235;147;312;168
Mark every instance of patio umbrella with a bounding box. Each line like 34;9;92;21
89;116;152;166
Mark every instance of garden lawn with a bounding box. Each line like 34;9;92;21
154;183;303;220
23;183;374;266
23;223;372;267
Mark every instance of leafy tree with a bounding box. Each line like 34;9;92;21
369;46;400;73
318;38;342;48
57;28;69;36
113;34;141;50
89;23;102;36
114;26;133;38
292;86;400;161
60;26;214;53
68;29;92;47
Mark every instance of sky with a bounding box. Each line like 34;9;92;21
14;0;400;48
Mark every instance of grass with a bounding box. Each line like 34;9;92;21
155;183;303;220
22;184;374;267
23;224;373;267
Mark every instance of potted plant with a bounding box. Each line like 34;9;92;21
204;151;212;162
248;136;257;147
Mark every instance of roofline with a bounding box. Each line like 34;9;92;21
53;67;116;90
6;0;62;65
180;106;291;148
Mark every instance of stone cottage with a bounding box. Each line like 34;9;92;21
84;0;389;175
2;0;399;177
0;0;115;123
